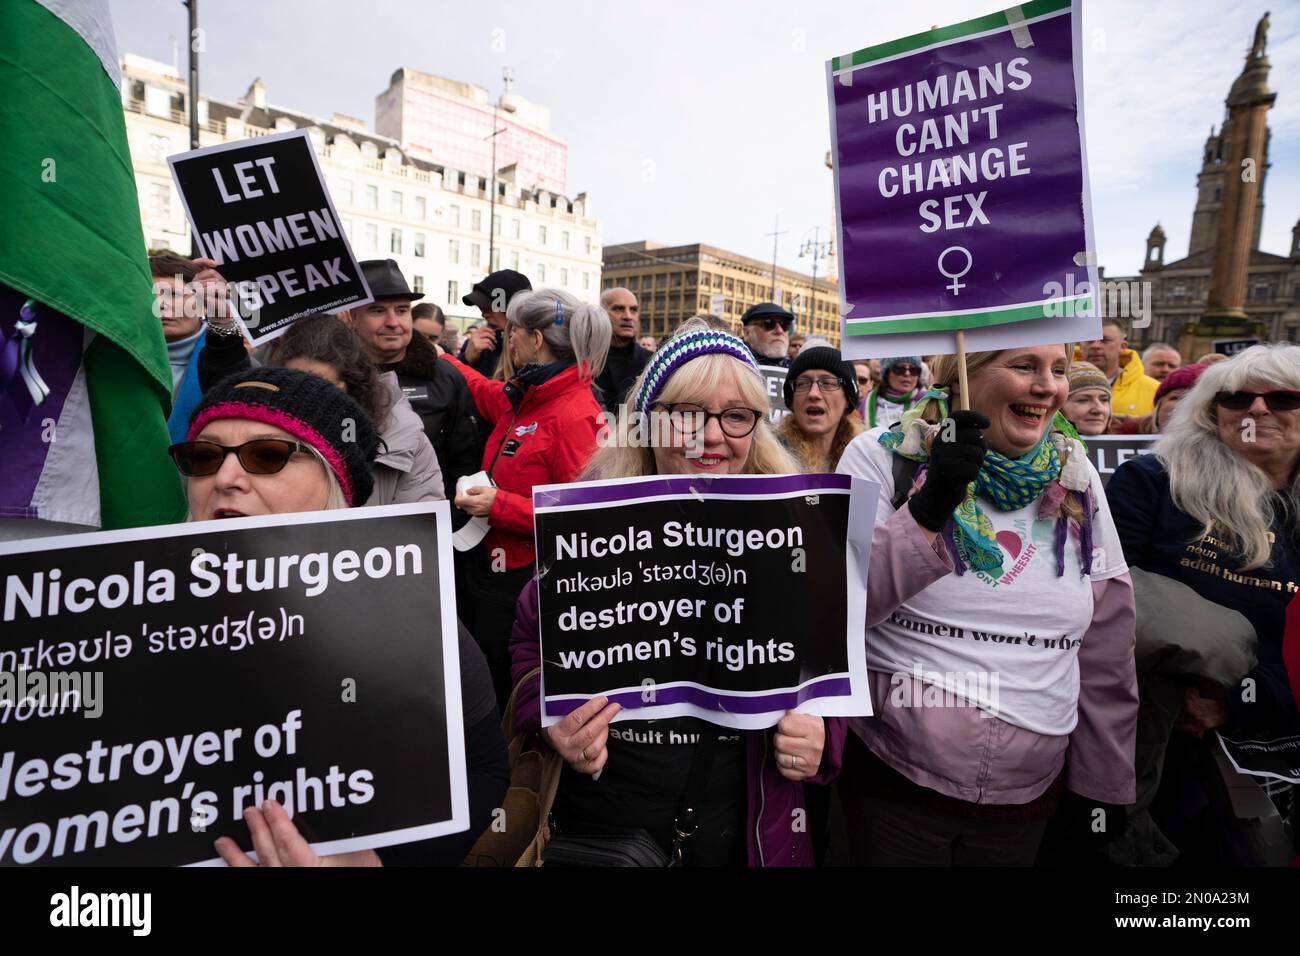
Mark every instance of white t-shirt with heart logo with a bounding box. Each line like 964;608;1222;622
838;428;1128;737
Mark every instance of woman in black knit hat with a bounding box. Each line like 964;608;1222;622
168;367;507;866
176;366;380;516
778;345;864;473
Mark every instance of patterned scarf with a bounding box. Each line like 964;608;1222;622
879;389;1093;576
866;385;924;428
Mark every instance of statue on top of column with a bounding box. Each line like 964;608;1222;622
1251;12;1269;59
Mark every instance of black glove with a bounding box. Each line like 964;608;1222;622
907;410;989;532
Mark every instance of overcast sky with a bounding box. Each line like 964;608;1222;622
110;0;1299;279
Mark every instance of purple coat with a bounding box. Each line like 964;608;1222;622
509;578;848;867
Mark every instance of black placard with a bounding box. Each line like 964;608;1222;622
1082;434;1158;486
168;129;372;343
533;474;874;728
1218;733;1300;784
0;504;465;866
1212;338;1260;357
761;366;789;423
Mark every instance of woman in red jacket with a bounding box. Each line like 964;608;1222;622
441;288;611;706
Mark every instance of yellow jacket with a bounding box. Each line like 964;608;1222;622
1074;346;1159;417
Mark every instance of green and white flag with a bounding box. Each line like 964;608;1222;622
0;0;186;533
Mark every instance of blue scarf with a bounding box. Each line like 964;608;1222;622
166;327;207;444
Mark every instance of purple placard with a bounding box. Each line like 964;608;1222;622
828;0;1100;353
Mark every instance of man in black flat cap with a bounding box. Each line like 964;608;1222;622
458;268;533;378
344;259;483;515
740;302;795;369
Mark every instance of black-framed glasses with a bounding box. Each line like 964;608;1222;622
793;376;844;394
169;439;313;477
654;403;763;438
1214;390;1300;412
752;317;791;333
890;365;921;377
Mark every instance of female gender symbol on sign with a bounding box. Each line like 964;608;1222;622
938;246;973;296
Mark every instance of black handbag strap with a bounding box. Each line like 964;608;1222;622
484;405;521;482
669;727;723;864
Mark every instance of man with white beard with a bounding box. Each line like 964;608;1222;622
740;302;794;369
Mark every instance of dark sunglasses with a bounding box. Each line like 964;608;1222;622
752;317;791;333
890;365;921;376
1213;390;1300;412
169;439;313;477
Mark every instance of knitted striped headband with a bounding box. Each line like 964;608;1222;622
633;328;762;414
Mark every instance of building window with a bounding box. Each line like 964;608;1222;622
491;248;500;271
390;229;402;254
539;225;548;245
364;185;378;210
365;223;378;250
510;251;520;271
471;243;481;267
560;268;569;286
341;218;353;240
335;178;354;206
472;209;482;232
584;236;592;255
449;240;460;264
582;272;590;290
144;85;171;118
449;205;461;227
562;231;570;251
537;263;547;283
413;276;424;294
148;133;171;163
391;191;403;216
493;214;501;235
149;182;170;219
414;196;426;220
414;232;425;258
447;280;459;305
512;219;521;239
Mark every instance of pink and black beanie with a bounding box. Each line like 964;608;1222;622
187;367;379;505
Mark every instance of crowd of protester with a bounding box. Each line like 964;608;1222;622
40;249;1296;868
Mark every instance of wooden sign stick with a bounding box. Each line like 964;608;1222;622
954;329;971;411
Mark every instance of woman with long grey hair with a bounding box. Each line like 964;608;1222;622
1108;343;1300;864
